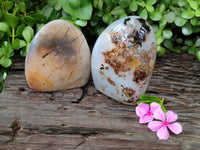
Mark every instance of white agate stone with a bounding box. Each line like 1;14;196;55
25;20;91;91
91;16;156;105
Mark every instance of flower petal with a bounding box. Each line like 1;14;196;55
153;108;166;121
157;126;169;140
166;111;178;123
136;103;149;117
140;115;153;123
150;102;161;113
148;121;163;132
168;122;182;135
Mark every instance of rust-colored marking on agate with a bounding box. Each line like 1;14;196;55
107;77;116;86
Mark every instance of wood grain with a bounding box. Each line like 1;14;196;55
0;53;200;150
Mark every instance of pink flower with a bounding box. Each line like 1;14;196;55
136;102;161;123
148;108;182;140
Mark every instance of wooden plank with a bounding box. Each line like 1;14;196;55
0;53;200;150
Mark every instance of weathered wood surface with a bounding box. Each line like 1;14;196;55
0;53;200;150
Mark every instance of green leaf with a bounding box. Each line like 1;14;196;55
119;13;127;18
0;58;12;68
40;6;54;19
20;47;26;57
184;39;193;46
181;10;195;19
173;46;181;53
176;38;183;44
21;43;31;57
24;16;36;27
159;17;167;27
17;1;26;13
137;100;154;105
112;0;119;3
104;0;114;10
129;0;138;12
157;3;166;12
12;38;20;49
22;26;34;43
47;0;58;6
1;41;9;56
16;24;25;36
156;35;164;45
176;1;187;8
111;6;125;16
0;22;9;32
157;45;166;56
0;31;4;40
3;72;7;81
68;0;81;8
155;28;162;37
195;38;200;47
60;0;92;20
31;13;47;24
94;0;104;9
195;9;200;17
197;51;200;61
162;29;172;39
146;5;154;12
174;16;187;27
0;9;3;19
181;46;189;52
90;20;97;27
161;105;167;113
119;0;131;7
149;11;162;21
19;40;26;48
0;73;2;83
75;19;87;27
137;1;145;7
103;13;112;24
151;24;158;33
5;1;13;11
182;23;193;36
55;0;61;10
163;40;173;50
48;9;61;21
164;12;175;23
146;0;157;5
97;10;104;17
36;24;45;33
139;9;148;20
13;6;19;16
189;1;198;11
12;38;26;50
188;46;196;54
5;13;18;28
190;17;198;25
139;95;161;103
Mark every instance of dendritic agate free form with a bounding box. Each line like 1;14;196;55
91;16;156;105
25;20;91;91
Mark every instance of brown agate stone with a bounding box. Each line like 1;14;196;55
25;20;91;91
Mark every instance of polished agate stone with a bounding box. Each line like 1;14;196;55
91;16;157;105
25;20;91;91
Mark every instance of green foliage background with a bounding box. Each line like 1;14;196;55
0;0;200;91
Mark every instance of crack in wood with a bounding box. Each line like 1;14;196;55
6;118;21;143
74;134;90;149
71;80;91;104
21;125;120;136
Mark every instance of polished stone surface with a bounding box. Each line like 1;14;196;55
91;16;156;105
25;20;91;91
